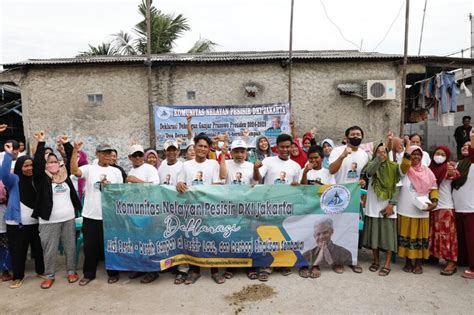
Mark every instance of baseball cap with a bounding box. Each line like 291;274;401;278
231;139;248;150
164;140;179;151
96;143;113;152
129;144;144;155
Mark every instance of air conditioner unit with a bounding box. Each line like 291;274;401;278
362;80;396;100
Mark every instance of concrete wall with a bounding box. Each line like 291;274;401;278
20;65;149;166
2;60;403;166
152;61;402;145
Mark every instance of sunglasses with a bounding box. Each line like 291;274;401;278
130;152;144;158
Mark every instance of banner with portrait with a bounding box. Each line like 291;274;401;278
102;183;361;271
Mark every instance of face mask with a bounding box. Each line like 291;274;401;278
433;155;446;164
303;147;309;153
46;163;60;174
348;137;362;147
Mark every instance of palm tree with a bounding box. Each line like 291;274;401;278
78;43;118;56
79;0;216;56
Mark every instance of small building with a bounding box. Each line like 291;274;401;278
0;50;472;164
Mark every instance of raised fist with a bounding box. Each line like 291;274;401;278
73;140;83;151
3;143;13;154
254;160;263;169
58;135;69;145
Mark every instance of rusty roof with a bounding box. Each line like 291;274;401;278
2;50;473;68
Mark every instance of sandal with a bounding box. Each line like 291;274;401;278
107;276;119;284
461;270;474;279
79;278;93;286
258;271;270;282
378;267;391;277
298;267;309;278
402;264;413;273
369;263;380;272
413;266;423;274
223;270;234;279
41;279;55;289
247;270;258;280
141;272;159;284
9;279;23;289
211;272;225;284
67;273;79;283
333;265;344;274
350;264;363;273
174;272;187;285
440;267;457;276
128;272;145;280
310;266;321;279
280;267;293;276
1;271;13;282
184;272;201;285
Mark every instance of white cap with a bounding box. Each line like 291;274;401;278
231;139;248;150
164;140;179;150
129;144;144;155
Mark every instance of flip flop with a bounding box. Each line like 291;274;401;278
350;265;363;273
247;271;258;280
402;264;413;273
1;272;13;282
211;273;225;284
174;272;187;285
141;272;159;284
79;278;93;286
184;272;201;285
310;266;321;279
41;279;55;289
223;271;234;279
413;266;423;275
369;263;380;272
280;268;293;276
378;267;391;277
461;270;474;279
333;265;344;274
107;276;119;284
67;274;79;283
440;267;457;276
298;267;309;278
258;271;270;282
9;279;23;289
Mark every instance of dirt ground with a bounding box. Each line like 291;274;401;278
1;249;473;314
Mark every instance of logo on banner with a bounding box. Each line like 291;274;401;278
157;107;172;120
320;185;351;214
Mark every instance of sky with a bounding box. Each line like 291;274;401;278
0;0;472;65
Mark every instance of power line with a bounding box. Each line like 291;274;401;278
443;46;472;57
372;1;405;52
319;0;361;51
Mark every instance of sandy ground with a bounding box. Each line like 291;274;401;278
1;249;473;314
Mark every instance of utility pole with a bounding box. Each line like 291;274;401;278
146;0;155;148
288;0;294;107
399;0;410;136
417;0;427;55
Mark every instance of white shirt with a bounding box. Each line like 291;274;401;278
158;160;183;186
80;164;124;220
129;163;160;184
40;183;75;224
453;165;474;213
178;159;220;186
304;168;335;185
224;160;254;185
6;202;38;226
328;145;369;184
435;179;454;210
397;175;431;218
259;156;302;185
365;178;397;219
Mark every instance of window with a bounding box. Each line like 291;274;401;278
87;93;103;104
187;91;196;100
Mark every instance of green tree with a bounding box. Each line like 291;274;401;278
78;0;216;56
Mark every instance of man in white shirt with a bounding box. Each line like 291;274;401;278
301;145;335;185
253;133;302;280
127;144;160;184
71;142;124;286
329;126;369;274
158;140;183;186
219;139;254;185
176;133;223;285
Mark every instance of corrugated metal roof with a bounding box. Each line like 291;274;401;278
2;50;473;68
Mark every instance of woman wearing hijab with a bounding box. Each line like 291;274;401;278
290;140;307;169
452;130;474;279
397;146;438;274
247;136;273;164
1;141;44;289
33;132;82;289
144;149;161;169
321;139;335;169
428;146;459;275
362;143;409;276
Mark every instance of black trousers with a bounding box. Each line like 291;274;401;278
189;265;218;274
6;224;45;280
82;217;118;279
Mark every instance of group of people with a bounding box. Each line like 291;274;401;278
0;115;473;290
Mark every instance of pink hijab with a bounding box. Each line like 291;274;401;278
407;146;437;194
144;149;161;169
